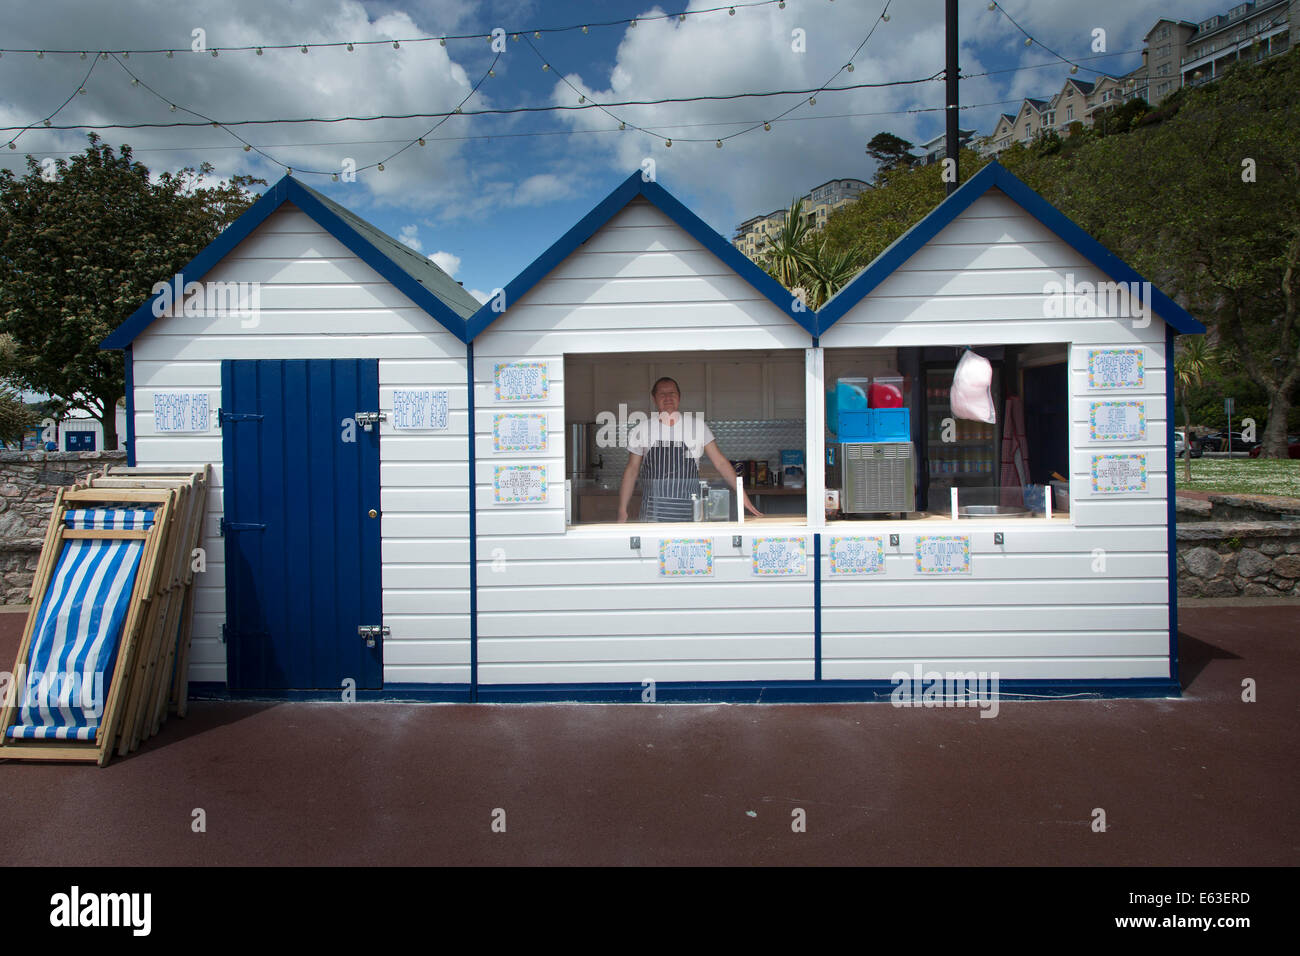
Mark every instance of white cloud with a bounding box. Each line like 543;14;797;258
429;250;461;276
398;224;422;252
467;288;492;305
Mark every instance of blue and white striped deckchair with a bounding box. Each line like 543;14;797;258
6;509;155;742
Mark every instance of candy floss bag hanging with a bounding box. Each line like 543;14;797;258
950;350;996;424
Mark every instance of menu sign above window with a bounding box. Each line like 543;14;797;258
494;362;548;402
1087;349;1144;390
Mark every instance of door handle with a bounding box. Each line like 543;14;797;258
368;509;378;518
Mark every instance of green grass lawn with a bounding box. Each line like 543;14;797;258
1172;456;1300;497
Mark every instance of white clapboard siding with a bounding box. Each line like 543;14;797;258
132;203;471;685
814;188;1172;682
469;197;821;683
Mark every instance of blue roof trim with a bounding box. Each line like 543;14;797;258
102;175;469;349
465;170;816;341
816;161;1207;336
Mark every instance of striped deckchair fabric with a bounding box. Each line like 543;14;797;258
1;470;207;765
6;510;156;742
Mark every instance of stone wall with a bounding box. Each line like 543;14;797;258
1177;522;1300;598
0;450;127;604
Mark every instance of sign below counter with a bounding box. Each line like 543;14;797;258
752;536;807;576
659;538;713;577
493;464;548;503
915;535;971;574
829;536;886;575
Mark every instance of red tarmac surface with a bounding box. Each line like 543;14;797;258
1;604;1297;866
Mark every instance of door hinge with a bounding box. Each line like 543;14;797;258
354;411;387;431
220;623;227;644
220;518;267;536
217;408;264;427
358;624;390;648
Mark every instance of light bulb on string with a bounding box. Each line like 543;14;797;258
211;49;218;56
418;138;425;146
43;118;51;126
618;121;626;130
630;19;637;27
80;51;87;59
488;68;495;76
393;40;400;49
846;63;854;72
665;138;671;147
37;51;45;58
347;43;354;51
579;95;585;103
716;139;722;148
582;26;588;33
809;96;816;105
256;48;263;55
169;103;176;111
1024;38;1032;46
166;50;173;57
1070;64;1078;74
332;173;339;181
779;1;785;8
882;13;889;21
764;122;771;131
243;144;251;151
78;87;86;95
301;45;309;53
378;163;385;171
440;38;446;46
729;6;735;13
131;78;139;86
542;63;549;70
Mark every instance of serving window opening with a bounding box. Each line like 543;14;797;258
564;349;807;527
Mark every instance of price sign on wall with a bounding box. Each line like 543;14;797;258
1087;349;1144;389
659;538;713;577
493;413;548;452
1089;401;1146;442
1090;453;1147;494
153;392;211;432
493;465;548;503
392;389;449;430
915;535;971;574
752;537;807;576
829;536;886;575
494;362;548;402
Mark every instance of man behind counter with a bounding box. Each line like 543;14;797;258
618;376;762;523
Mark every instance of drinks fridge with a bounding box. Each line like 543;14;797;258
922;364;1001;509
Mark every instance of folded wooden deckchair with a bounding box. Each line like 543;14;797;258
0;488;174;765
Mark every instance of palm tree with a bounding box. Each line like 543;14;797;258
801;238;865;310
757;198;813;290
1173;336;1215;483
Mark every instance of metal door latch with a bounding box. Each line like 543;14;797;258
354;411;387;431
358;624;390;648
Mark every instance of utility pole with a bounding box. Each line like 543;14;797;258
945;0;960;195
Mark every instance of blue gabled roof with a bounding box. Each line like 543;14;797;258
816;161;1206;336
101;175;476;349
465;170;816;341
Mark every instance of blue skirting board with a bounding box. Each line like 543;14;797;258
188;679;1180;704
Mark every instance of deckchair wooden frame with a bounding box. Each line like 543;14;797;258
0;488;175;765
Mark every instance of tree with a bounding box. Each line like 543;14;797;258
865;132;919;181
1015;51;1300;457
1173;336;1215;482
0;135;264;451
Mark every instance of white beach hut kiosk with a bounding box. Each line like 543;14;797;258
102;161;1204;704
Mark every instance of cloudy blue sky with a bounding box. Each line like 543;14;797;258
1;0;1231;301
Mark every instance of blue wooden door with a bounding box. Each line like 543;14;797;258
222;359;382;690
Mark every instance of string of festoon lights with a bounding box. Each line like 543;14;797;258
520;0;898;147
2;0;1118;177
984;0;1099;77
4;0;907;176
0;0;791;58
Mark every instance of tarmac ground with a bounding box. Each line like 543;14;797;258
1;602;1296;866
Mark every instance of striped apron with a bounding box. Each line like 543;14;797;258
639;437;700;522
